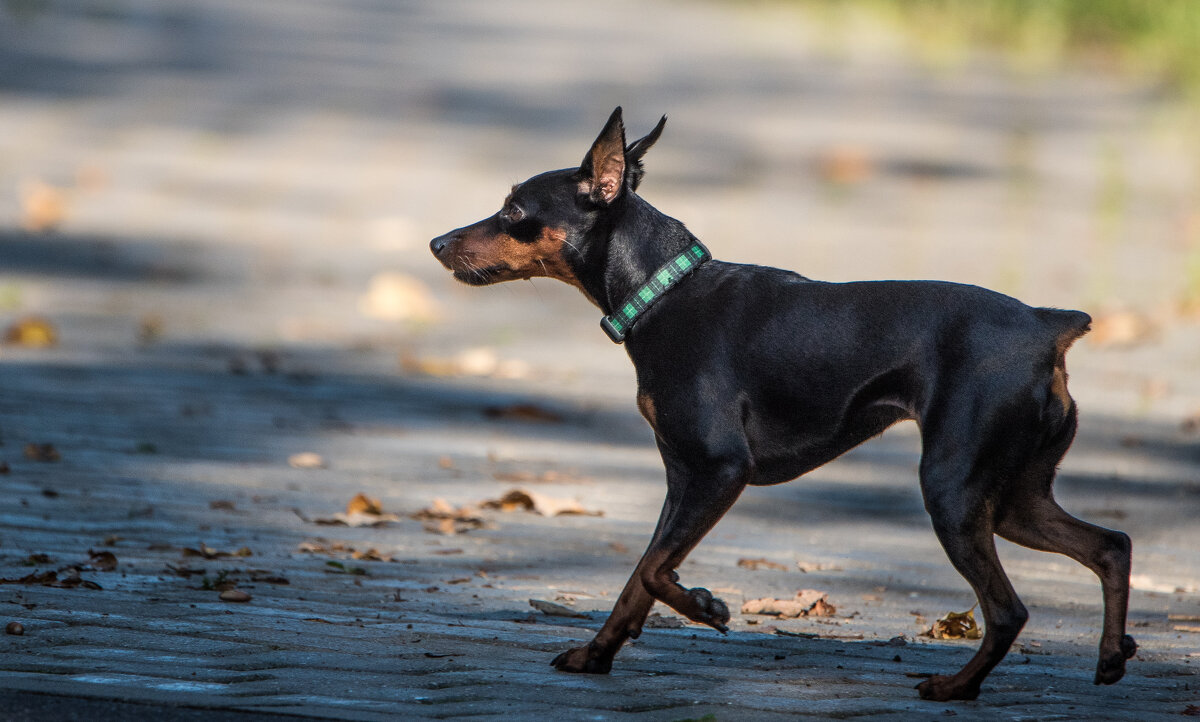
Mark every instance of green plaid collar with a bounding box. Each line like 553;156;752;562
600;242;711;343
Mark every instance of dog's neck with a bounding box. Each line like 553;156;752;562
580;193;701;317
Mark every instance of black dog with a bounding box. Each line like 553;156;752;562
430;107;1136;700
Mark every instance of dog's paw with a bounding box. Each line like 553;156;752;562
916;674;980;702
685;587;730;633
551;644;612;674
1093;634;1137;685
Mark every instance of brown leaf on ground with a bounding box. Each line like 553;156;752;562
298;540;352;554
23;443;60;462
1088;309;1155;348
5;317;57;348
359;272;440;323
209;500;236;511
815;145;873;186
19;180;67;232
741;589;836;619
350;548;393;562
312;493;401;527
483;404;563;423
314;511;401;528
87;550;117;572
809;598;837;617
164;564;206;578
0;571;58;585
929;606;982;640
181;544;245;560
401;347;530;380
346;493;382;516
288;452;327;469
481;488;601;517
737;557;789;572
796;561;843;572
1184;704;1200;717
219;589;252;602
529;599;587;618
410;498;487;535
51;568;101;590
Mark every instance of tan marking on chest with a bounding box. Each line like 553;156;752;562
637;392;657;429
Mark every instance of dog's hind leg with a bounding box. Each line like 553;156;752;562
994;407;1136;686
914;407;1030;701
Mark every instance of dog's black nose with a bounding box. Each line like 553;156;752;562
430;233;452;258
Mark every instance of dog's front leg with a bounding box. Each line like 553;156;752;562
553;452;749;673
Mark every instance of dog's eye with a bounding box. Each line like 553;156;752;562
501;204;526;224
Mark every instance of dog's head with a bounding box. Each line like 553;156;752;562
430;107;665;296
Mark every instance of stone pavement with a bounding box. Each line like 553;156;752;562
1;0;1198;719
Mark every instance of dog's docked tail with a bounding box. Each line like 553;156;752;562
1036;308;1091;350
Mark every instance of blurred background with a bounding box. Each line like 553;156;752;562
1;0;1198;421
1;4;1198;711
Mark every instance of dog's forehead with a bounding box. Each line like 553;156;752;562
508;168;577;202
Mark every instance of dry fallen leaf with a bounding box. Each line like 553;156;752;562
410;498;487;535
219;589;252;603
315;511;401;528
23;443;60;462
359;272;440;323
20;180;67;232
529;599;587;618
929;606;982;640
483;404;564;423
346;493;383;516
796;561;843;573
182;544;249;560
737;557;789;572
288;452;326;469
401;347;530;380
87;550;117;572
481;488;601;517
5;316;57;348
350;548;393;562
312;493;401;527
741;589;836;619
816;145;873;186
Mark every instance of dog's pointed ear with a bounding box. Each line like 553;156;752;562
624;114;666;191
579;107;627;205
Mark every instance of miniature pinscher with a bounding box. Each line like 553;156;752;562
430;107;1136;700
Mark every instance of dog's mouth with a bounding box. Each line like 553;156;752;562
451;264;514;286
